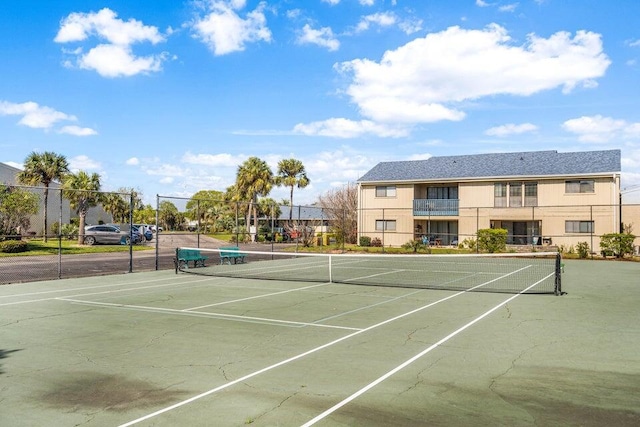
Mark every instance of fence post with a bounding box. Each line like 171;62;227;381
155;194;159;270
128;192;134;273
590;205;594;258
58;189;63;279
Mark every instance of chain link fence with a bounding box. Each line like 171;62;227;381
1;184;639;284
357;204;640;253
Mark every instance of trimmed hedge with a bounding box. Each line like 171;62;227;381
0;240;28;253
477;228;507;253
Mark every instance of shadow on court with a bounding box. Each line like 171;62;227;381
0;260;638;426
0;349;21;375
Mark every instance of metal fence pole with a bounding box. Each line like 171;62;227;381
129;192;133;273
58;189;63;279
155;194;159;270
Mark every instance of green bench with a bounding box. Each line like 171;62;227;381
219;246;247;265
175;248;208;271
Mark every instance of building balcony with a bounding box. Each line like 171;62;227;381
413;199;459;216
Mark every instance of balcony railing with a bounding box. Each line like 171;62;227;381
413;199;459;216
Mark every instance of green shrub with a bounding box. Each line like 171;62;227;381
402;239;428;253
576;241;589;259
459;238;477;251
477;228;507;253
599;233;636;258
359;236;371;247
0;240;28;253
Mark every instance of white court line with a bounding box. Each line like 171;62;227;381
185;282;332;311
58;298;362;331
117;265;533;427
0;276;216;307
0;275;215;305
301;273;553;426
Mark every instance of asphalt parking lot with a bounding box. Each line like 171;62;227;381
0;233;226;285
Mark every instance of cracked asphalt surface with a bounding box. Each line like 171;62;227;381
0;258;638;426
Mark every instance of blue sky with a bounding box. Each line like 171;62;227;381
2;0;640;205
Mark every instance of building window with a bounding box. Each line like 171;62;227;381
375;220;396;231
427;186;458;199
509;182;523;207
376;186;396;197
494;183;507;207
524;182;538;207
565;220;593;233
495;182;538;207
566;180;594;194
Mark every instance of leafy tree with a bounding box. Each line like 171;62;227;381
102;188;144;224
275;158;309;221
0;185;39;239
102;192;129;223
234;157;273;235
158;200;179;230
186;190;229;233
16;151;69;241
134;204;156;225
317;183;358;244
62;171;102;245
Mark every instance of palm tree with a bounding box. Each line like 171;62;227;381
61;171;102;245
275;158;309;221
102;192;129;223
16;151;69;241
235;157;273;237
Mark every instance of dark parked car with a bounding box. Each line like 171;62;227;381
84;225;142;245
133;224;153;241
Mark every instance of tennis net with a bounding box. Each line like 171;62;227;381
175;247;562;295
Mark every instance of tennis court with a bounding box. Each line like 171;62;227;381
1;252;639;426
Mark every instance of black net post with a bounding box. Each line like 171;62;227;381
555;253;563;296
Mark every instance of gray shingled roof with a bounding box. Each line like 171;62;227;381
357;150;621;183
278;205;327;221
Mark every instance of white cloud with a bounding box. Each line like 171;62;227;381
407;153;433;161
69;155;102;172
355;12;397;33
0;100;78;130
562;115;631;142
191;0;272;56
398;18;423;35
498;3;519;12
354;12;422;35
337;24;610;124
627;39;640;47
293;118;409;138
126;157;140;166
297;24;339;51
476;0;491;7
322;0;341;5
54;8;168;77
59;125;98;136
304;149;371;183
485;123;538;137
55;8;164;45
159;177;174;184
359;0;375;6
182;151;247;167
78;44;166;78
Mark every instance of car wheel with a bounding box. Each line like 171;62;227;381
84;236;96;245
124;236;131;245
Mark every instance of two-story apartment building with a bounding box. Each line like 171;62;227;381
357;149;626;250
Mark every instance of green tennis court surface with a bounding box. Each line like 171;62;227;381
1;259;638;426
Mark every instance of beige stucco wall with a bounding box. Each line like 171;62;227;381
358;175;626;249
